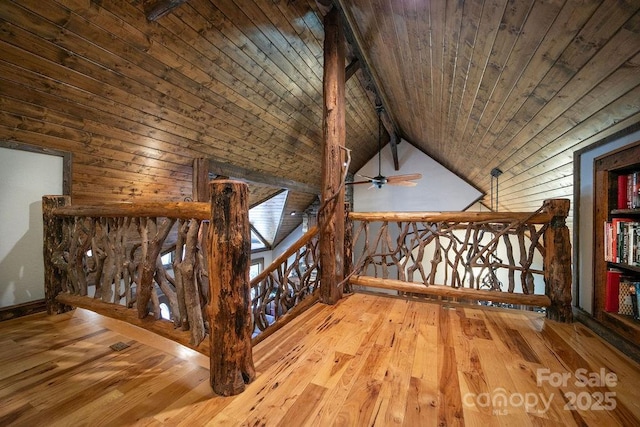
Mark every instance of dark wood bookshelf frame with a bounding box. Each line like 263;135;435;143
593;140;640;346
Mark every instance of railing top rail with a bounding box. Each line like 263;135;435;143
347;210;554;224
51;201;211;220
250;225;319;287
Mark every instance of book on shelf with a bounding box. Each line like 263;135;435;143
618;171;640;209
605;269;621;312
618;174;629;209
604;218;640;266
636;283;640;320
633;284;639;320
619;281;635;316
618;278;640;320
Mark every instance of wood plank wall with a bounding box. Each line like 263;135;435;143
0;0;379;204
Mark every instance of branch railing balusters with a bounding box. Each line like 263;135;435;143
249;225;320;339
347;199;573;321
43;198;211;345
43;185;326;395
42;195;573;400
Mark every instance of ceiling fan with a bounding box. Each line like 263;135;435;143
348;106;422;189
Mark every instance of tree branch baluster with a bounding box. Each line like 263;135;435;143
351;217;549;297
250;232;320;334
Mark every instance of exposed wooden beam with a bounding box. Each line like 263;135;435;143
345;58;360;81
319;7;345;305
389;132;399;171
144;0;189;21
207;159;320;195
331;2;401;171
192;158;210;202
377;106;399;171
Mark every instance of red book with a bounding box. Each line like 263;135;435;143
618;174;628;209
605;270;621;312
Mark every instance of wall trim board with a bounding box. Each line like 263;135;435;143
0;299;46;322
0;140;72;195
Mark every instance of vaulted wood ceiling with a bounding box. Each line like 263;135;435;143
339;0;640;215
1;0;640;244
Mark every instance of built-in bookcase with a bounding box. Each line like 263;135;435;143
593;140;640;346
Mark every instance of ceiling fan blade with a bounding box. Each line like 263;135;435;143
355;173;376;180
345;180;373;185
386;173;422;182
387;180;417;187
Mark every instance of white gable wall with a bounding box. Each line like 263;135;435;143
352;141;484;293
354;140;481;212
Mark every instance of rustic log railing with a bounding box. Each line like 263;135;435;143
42;191;573;398
250;225;320;345
347;199;573;322
43;197;211;348
43;180;256;395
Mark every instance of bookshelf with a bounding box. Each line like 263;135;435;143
593;140;640;346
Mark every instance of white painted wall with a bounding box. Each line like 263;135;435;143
0;147;64;307
352;141;485;293
576;129;640;313
354;140;482;212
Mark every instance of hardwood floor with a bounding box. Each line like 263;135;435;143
1;292;638;426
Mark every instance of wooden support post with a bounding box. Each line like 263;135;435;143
192;158;210;202
319;7;345;305
208;180;255;396
543;199;573;323
42;195;71;315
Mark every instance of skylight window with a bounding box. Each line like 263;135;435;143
249;190;288;251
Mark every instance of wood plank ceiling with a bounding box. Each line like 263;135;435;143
339;0;640;216
1;0;640;243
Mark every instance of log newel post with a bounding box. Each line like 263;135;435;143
207;180;256;396
319;7;345;305
42;195;72;315
543;199;573;323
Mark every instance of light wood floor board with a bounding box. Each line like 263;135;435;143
0;293;638;426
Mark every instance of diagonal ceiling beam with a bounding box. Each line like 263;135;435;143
208;159;320;195
345;58;360;82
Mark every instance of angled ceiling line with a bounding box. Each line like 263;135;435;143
208;158;320;195
249;188;287;210
249;224;272;251
330;0;401;171
272;190;291;248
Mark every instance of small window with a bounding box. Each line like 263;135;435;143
250;258;264;280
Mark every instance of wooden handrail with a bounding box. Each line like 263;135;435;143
348;210;554;224
349;275;552;307
52;201;211;220
250;225;319;287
